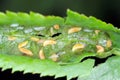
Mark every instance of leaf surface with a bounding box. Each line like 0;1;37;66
0;54;94;80
0;10;120;80
78;56;120;80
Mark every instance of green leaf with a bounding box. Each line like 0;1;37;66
0;54;94;80
0;11;64;26
66;9;117;32
0;10;120;80
78;56;120;80
66;9;120;56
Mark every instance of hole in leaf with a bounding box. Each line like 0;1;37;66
81;54;115;67
51;33;62;37
36;34;44;37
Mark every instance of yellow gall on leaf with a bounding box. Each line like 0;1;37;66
68;27;81;34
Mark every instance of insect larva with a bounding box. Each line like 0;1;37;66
19;48;33;56
30;37;39;42
49;53;59;61
72;44;85;52
39;49;45;59
96;45;104;53
8;36;16;41
18;41;28;48
18;41;33;56
53;24;60;30
106;40;112;48
68;27;82;34
43;40;57;46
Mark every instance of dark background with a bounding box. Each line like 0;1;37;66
0;0;120;27
0;0;120;80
